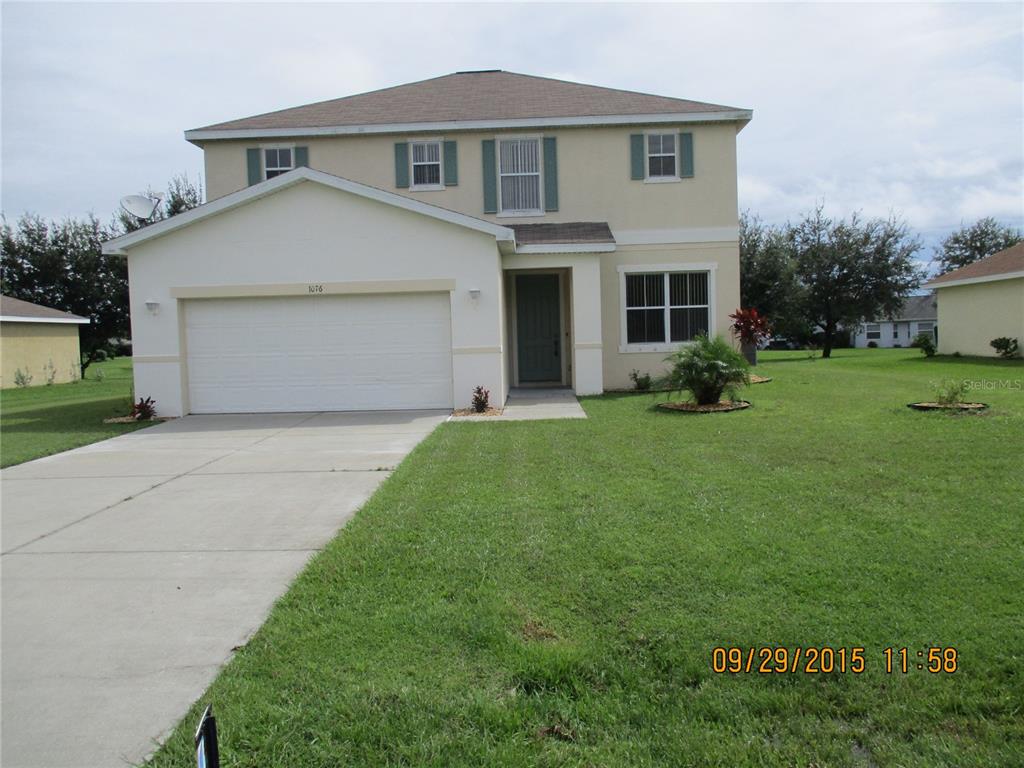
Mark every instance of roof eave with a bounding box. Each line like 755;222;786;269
924;270;1024;290
185;109;754;144
102;167;514;256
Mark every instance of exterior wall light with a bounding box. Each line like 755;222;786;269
145;299;161;314
468;288;481;299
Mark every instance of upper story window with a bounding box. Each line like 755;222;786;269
647;133;677;180
410;140;443;190
264;148;293;179
622;269;710;347
498;138;542;215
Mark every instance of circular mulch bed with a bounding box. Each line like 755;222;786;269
749;374;773;384
907;402;988;413
658;400;751;414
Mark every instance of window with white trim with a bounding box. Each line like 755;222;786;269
917;321;934;335
647;133;677;179
625;271;710;344
410;140;443;189
865;323;881;340
263;148;293;179
893;324;899;339
498;138;541;214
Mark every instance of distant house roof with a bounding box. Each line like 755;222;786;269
0;295;89;324
924;242;1024;289
890;293;937;321
186;70;752;141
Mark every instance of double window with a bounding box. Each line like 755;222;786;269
498;138;542;215
647;133;677;179
865;324;881;340
410;140;443;189
917;321;934;336
264;148;293;179
624;270;710;346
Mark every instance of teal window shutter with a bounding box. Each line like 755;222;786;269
630;134;645;180
394;143;409;188
443;140;458;186
482;139;497;214
295;146;309;168
543;137;558;212
247;148;262;185
679;132;694;177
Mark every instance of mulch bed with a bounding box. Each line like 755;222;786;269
657;400;751;414
749;374;773;384
451;407;503;417
603;387;675;394
907;402;988;412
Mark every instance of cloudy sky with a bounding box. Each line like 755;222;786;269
2;1;1022;258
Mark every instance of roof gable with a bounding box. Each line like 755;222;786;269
187;70;751;141
102;167;515;255
925;242;1024;289
1;295;89;323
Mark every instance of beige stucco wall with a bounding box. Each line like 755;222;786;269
1;322;82;387
200;122;740;232
935;278;1024;356
125;179;507;415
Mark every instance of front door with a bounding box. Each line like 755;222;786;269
516;274;562;383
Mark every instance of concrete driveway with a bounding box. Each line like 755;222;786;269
0;410;446;768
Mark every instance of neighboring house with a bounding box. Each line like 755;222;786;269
923;242;1024;357
0;295;89;387
102;70;752;415
853;294;937;348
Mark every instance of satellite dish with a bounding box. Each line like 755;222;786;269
120;194;162;221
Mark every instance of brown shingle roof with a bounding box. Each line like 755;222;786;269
191;70;747;134
927;242;1024;286
0;295;89;322
512;222;615;245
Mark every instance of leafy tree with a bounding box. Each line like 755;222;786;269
1;173;202;375
789;206;924;358
116;173;203;233
738;212;806;340
935;217;1022;275
1;214;126;375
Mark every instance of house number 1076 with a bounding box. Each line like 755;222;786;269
307;284;324;294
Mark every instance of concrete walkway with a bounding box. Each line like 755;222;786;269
454;388;587;422
0;410;446;768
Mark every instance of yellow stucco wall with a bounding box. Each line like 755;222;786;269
935;278;1024;357
199;123;740;231
1;322;82;387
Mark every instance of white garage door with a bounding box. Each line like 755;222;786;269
185;293;452;413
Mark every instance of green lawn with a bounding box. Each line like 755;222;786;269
146;349;1023;767
1;357;148;467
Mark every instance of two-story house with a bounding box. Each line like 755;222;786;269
103;71;752;414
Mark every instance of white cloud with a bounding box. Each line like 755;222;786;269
1;1;1021;246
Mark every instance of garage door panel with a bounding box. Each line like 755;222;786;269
185;294;452;413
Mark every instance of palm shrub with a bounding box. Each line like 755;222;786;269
660;334;750;405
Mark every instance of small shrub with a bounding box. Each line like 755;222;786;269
44;359;57;385
629;369;653;391
92;348;109;362
131;396;157;421
866;341;878;348
13;368;32;387
990;337;1020;359
659;334;750;406
93;368;106;383
471;386;490;413
729;308;772;346
953;351;962;358
912;333;936;357
935;379;967;406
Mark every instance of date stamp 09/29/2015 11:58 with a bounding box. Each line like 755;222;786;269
712;646;959;675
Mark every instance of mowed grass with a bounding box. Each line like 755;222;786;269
1;357;146;467
147;349;1023;767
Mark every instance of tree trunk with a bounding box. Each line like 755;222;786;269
821;320;835;359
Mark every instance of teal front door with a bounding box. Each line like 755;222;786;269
516;274;562;383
